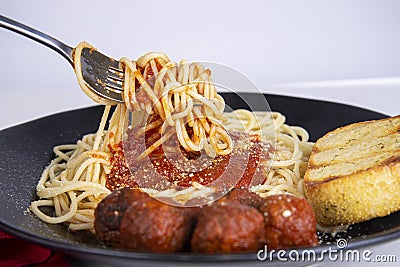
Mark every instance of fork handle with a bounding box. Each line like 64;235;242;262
0;14;73;66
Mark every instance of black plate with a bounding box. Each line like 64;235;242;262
0;93;399;266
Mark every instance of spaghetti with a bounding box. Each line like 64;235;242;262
30;105;127;231
30;42;314;232
223;109;313;197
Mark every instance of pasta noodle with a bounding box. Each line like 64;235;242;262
223;110;314;198
30;42;314;232
30;105;125;231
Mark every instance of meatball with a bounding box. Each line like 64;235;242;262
260;194;318;249
191;201;265;253
94;188;149;247
223;188;264;209
119;197;192;252
180;206;201;222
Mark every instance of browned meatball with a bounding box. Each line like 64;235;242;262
94;188;149;247
223;188;264;209
260;194;318;249
119;197;192;252
180;206;201;222
191;201;265;253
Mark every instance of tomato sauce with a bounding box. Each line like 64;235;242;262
106;128;273;192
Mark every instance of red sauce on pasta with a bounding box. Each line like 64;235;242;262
106;129;273;192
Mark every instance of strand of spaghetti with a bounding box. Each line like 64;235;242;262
192;106;211;133
76;209;95;216
269;183;299;195
53;145;77;161
170;94;194;121
297;180;305;196
280;124;302;142
49;163;65;179
72;42;115;105
31;191;95;224
276;168;295;185
62;151;109;182
300;142;313;156
209;124;231;154
69;223;94;231
62;194;71;212
76;139;92;151
120;57;138;111
175;119;203;152
36;181;110;198
153;62;177;100
135;119;163;136
118;105;129;142
232;109;258;130
147;182;214;200
178;59;189;83
108;105;123;145
91;162;101;184
133;67;165;114
270;136;302;167
59;193;70;211
291;126;310;142
93;105;111;150
99;170;107;187
53;195;61;217
38;180;109;196
186;91;222;119
137;130;175;161
136;52;170;68
73;212;94;223
78;202;98;209
36;167;51;189
51;193;67;218
161;82;183;126
70;157;108;183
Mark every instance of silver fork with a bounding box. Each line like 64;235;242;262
0;14;124;103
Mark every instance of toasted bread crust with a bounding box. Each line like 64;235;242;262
304;116;400;226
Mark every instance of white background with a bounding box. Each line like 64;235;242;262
1;0;399;266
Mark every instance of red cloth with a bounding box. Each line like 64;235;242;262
0;231;70;267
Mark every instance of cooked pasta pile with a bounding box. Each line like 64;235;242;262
30;42;314;232
223;109;313;197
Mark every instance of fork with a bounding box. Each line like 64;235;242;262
0;14;124;103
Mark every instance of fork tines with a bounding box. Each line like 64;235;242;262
80;47;125;102
106;66;124;93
